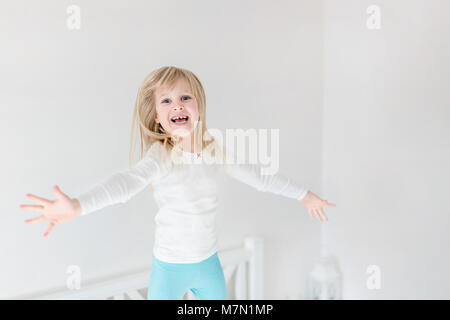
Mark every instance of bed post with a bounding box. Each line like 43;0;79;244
244;236;264;300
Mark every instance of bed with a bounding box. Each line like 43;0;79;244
17;236;264;300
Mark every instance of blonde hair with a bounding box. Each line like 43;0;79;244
129;66;226;168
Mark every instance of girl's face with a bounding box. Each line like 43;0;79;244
154;78;199;138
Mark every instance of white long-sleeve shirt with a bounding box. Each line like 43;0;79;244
77;142;308;263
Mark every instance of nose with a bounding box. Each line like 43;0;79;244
172;104;184;111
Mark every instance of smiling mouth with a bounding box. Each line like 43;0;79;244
170;115;189;125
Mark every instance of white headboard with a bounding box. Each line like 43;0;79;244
12;236;264;300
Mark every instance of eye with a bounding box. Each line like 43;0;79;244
161;96;191;103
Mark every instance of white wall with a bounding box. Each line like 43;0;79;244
323;0;450;298
1;0;323;299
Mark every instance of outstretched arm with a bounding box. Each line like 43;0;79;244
224;160;309;201
76;149;161;216
20;145;162;238
223;158;335;222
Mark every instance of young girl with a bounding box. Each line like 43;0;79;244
20;66;336;300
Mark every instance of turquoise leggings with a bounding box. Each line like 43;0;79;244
147;251;228;300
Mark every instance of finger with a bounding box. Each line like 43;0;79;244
25;193;51;205
53;185;69;200
319;207;328;222
43;222;56;238
313;209;322;222
19;204;45;212
313;208;323;222
24;215;46;224
323;200;336;207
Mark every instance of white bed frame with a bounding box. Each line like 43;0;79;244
13;236;264;300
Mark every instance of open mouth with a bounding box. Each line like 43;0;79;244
170;115;189;125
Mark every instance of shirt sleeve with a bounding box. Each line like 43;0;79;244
223;158;309;201
76;148;161;216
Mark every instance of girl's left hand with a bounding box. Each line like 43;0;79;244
300;190;336;222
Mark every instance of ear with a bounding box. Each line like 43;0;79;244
155;116;159;123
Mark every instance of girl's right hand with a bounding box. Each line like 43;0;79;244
19;185;81;238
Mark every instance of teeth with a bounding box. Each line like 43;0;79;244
171;116;188;121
